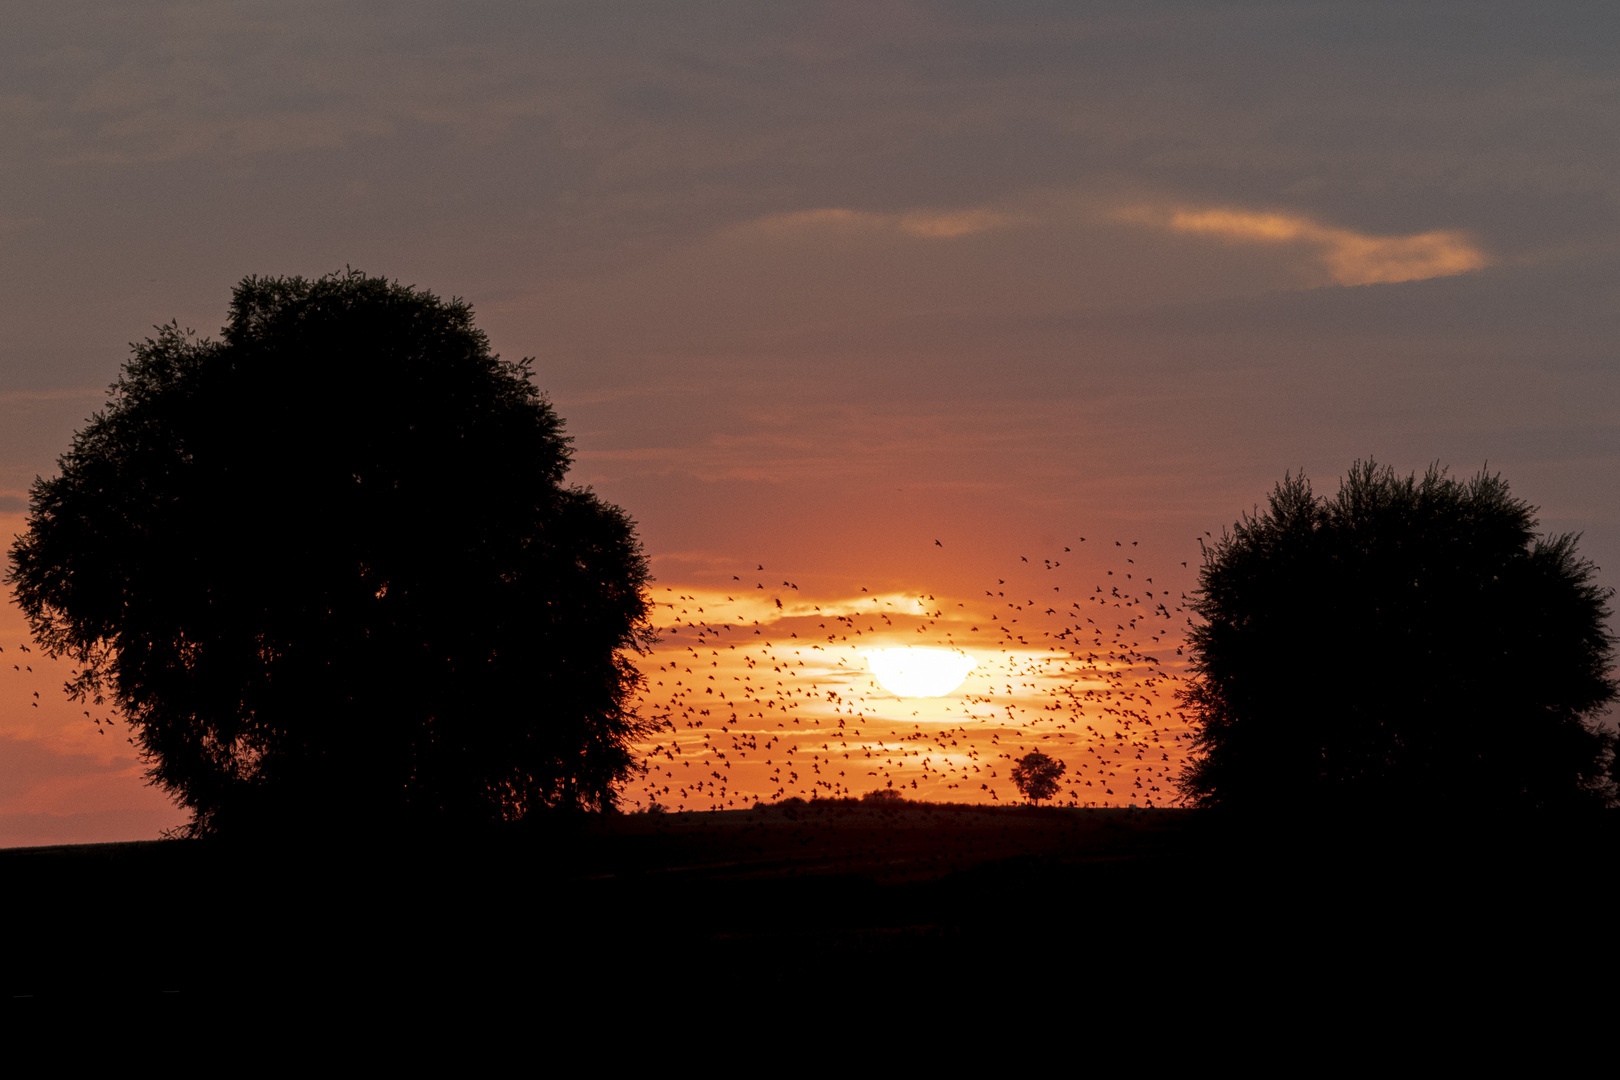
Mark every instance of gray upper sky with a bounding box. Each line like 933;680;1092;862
3;1;1617;696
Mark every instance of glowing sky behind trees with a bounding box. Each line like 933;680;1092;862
2;2;1617;842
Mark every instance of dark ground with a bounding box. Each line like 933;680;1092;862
4;802;1615;1003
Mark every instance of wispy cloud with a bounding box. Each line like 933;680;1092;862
1121;205;1490;286
740;206;1018;240
896;209;1015;238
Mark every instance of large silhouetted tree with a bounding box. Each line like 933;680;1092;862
7;270;654;835
1178;462;1616;814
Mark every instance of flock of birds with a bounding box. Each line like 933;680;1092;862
628;536;1201;814
6;536;1207;817
2;640;129;744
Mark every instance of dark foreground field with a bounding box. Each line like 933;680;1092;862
5;802;1615;1003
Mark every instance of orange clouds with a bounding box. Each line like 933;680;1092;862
733;199;1487;289
624;547;1198;813
1123;205;1490;286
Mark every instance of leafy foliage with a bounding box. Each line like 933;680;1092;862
8;271;654;834
1011;751;1065;804
1178;462;1617;813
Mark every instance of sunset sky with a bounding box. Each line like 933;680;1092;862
3;2;1617;842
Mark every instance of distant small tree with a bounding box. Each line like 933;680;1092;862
1011;751;1066;804
862;788;905;804
1179;462;1617;814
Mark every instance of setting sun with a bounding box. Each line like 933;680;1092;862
862;648;978;698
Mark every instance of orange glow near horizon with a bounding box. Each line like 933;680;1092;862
625;542;1198;811
0;520;1201;833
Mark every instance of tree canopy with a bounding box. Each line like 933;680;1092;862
7;270;654;834
1011;751;1065;805
1178;462;1616;814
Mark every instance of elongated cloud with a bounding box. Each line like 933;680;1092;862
1126;206;1489;286
896;209;1013;238
740;206;1017;240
